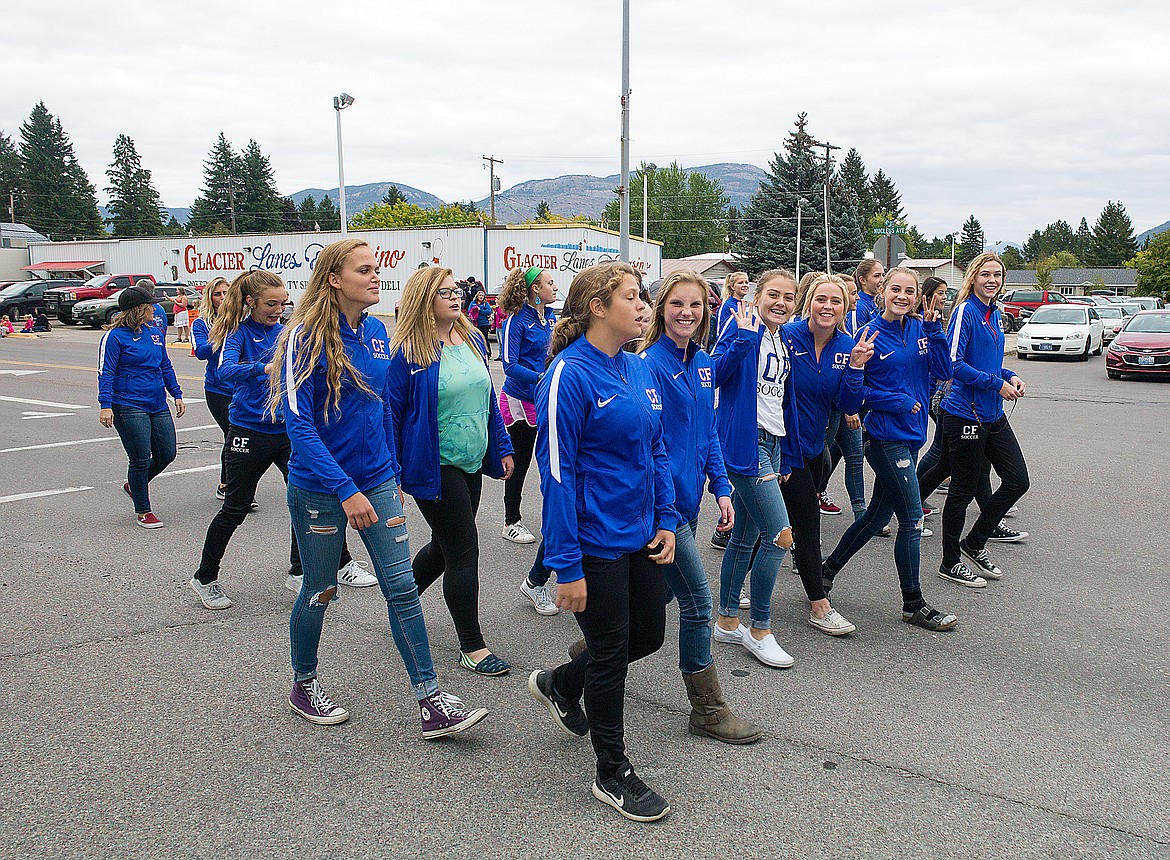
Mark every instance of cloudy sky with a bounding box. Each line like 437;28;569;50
3;0;1167;243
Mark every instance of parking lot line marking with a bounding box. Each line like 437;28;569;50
0;358;203;382
0;424;219;455
0;486;94;504
0;395;91;410
158;464;220;477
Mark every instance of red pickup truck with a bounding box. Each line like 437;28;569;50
43;274;157;325
1000;289;1069;333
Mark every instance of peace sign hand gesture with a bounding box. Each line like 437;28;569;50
849;327;879;368
733;301;760;333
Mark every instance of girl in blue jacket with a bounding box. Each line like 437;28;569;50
822;267;959;631
637;269;761;745
191;276;232;498
387;266;515;678
529;261;677;823
97;283;185;529
271;239;488;738
714;270;750;341
467;288;494;359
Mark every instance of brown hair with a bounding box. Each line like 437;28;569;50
112;303;154;331
210;270;285;348
390;266;482;367
549;261;637;359
637;269;710;352
499;266;537;316
853;259;883;292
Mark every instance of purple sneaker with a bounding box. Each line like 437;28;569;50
289;678;350;725
419;690;488;740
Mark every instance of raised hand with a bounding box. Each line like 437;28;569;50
733;301;760;333
849;327;879;368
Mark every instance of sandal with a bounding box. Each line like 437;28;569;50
460;652;511;676
902;604;958;631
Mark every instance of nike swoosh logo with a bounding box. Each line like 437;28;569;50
597;395;617;408
793;349;808;356
252;337;265;343
879;351;894;360
672;370;686;379
410;367;426;375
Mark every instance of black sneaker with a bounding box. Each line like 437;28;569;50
710;529;729;550
938;562;987;588
528;669;589;737
987;521;1029;543
592;765;670;822
960;541;1003;579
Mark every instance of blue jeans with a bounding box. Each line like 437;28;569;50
825;438;924;609
825;410;866;519
112;406;176;514
662;517;713;675
288;479;439;701
718;429;791;628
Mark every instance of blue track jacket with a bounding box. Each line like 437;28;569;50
386;329;512;501
191;316;231;396
854;291;879;329
781;319;864;460
859;315;951;448
940;296;1016;422
500;302;557;404
220;317;284;433
97;325;181;412
640;336;732;522
536;336;678;584
283;312;399;502
716;297;744;339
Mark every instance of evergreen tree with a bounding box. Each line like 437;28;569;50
1001;246;1026;270
958;215;984;266
280;197;303;231
237;139;283;232
1090;200;1137;266
904;225;926;258
1074;217;1094;265
188;133;245;234
536;200;552;221
19;102;103;238
105;134;165;237
164;214;186;236
297;195;319;230
381;184;406;206
0;131;25;224
1045;219;1075;254
867;169;904;222
839;148;872;225
1131;230;1170;299
316;194;340;231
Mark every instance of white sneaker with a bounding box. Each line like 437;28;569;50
285;574;303;594
922;526;934;537
502;521;537;544
738;588;750;610
740;630;795;668
520;578;559;616
881;524;932;537
190;577;232;610
808;608;855;636
337;559;378;588
713;623;745;645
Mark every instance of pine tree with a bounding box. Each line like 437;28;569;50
381;184;406;206
1090;201;1137;266
958;215;984;266
280;197;303;231
839;148;872;225
105;134;165;237
164;215;186;236
1074;217;1094;265
0;131;25;223
19;102;103;238
316;194;340;231
867;169;904;222
297;195;320;230
604;162;730;259
1001;246;1026;270
188;133;245;234
904;225;926;257
536;200;552;221
234;140;283;232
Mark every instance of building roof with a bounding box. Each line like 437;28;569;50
1005;267;1137;287
22;260;104;272
661;254;738;278
1;222;49;243
898;257;963;269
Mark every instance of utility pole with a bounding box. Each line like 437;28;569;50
619;0;631;262
482;155;503;225
816;139;840;272
8;191;14;223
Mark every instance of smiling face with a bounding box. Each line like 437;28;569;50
807;282;846;333
882;271;920;321
756;276;797;330
329;245;382;316
432;275;464;327
662;281;707;347
248;285;288;325
728;273;749;300
973;260;1004;303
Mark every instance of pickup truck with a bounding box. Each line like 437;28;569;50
0;279;82;323
1000;289;1069;333
43;274;157;325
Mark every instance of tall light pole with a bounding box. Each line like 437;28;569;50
619;0;631;262
333;92;354;235
642;162;656;264
795;197;808;282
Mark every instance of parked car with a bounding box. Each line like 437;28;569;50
0;279;82;323
43;273;157;324
1106;310;1170;379
1016;304;1103;361
1130;296;1164;310
1001;289;1070;333
1093;305;1126;343
74;283;190;328
1065;296;1095;306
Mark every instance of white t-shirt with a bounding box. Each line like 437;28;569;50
756;327;788;437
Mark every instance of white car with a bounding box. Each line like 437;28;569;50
1093;305;1126;343
1016;304;1104;361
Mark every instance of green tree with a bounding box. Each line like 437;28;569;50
19;102;103;238
236;139;283;232
957;215;984;266
105;134;165;237
297;195;319;229
280;197;303;232
867;169;904;222
188;133;245;234
839;148;872;225
347;200;479;229
1090;200;1137;266
381;184;406;206
1035;255;1056;290
904;224;926;258
1130;230;1170;298
535;199;552;221
1001;245;1027;270
0;131;25;223
1074;217;1093;264
603;161;730;259
163;215;186;236
316;195;340;231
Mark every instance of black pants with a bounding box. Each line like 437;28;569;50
937;411;1030;568
780;456;829;602
413;465;486;654
503;421;537;526
205;391;232;487
917;418;993;508
477;325;493;357
551;551;666;781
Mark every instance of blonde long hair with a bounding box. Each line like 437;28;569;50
549;261;637;359
266;239;379;421
638;269;710;352
802;274;851;333
200;276;229;328
389;266;482;367
795;270;825;319
209;270;284;348
956;251;1006;305
112;303;154;331
721;271;748;302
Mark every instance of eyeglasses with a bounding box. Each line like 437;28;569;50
437;287;465;299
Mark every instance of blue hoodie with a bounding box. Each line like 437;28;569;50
536;336;677;584
640;336;732;522
97;325;182;412
716;297;744;338
940;296;1016;422
781;319;864;460
283;312;399;502
220;317;284;433
386;329;513;500
191;316;231;396
859;314;951;448
854;290;879;329
711;320;803;477
500;302;557;404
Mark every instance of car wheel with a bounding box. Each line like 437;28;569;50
1002;315;1016;334
1078;339;1090;362
105;309;119;325
1092;335;1103;356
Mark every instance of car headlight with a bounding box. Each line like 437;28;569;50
1109;344;1128;353
1068;331;1084;339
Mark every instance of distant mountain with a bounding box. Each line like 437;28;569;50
1137;219;1170;247
288;182;444;213
97;206;191;226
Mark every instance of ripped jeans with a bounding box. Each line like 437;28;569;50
288;479;439;701
718;429;791;628
824;438;925;611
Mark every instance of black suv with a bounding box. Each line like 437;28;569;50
0;279;82;325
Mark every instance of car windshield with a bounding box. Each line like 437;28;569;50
0;282;29;298
1095;307;1122;318
81;275;107;288
1125;313;1170;334
1029;307;1086;325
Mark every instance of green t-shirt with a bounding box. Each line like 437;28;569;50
437;341;491;472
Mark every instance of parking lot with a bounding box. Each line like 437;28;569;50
1;325;1168;859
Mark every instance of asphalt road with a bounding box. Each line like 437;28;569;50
1;325;1167;859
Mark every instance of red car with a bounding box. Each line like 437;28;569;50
1106;310;1170;379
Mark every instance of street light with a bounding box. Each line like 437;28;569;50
642;162;656;264
333;92;355;236
795;198;808;281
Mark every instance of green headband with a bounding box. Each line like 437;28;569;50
523;267;543;289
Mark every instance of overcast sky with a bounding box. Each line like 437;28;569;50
3;0;1167;243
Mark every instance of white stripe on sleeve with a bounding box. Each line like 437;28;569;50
502;316;514;364
97;332;110;374
547;359;566;483
285;323;303;416
949;301;967;361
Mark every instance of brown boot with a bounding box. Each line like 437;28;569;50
682;665;762;744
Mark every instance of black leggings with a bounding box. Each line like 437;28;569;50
551;551;666;781
936;411;1030;568
779;456;829;602
412;465;487;654
205;391;232;487
503;421;537;526
477;325;493;357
